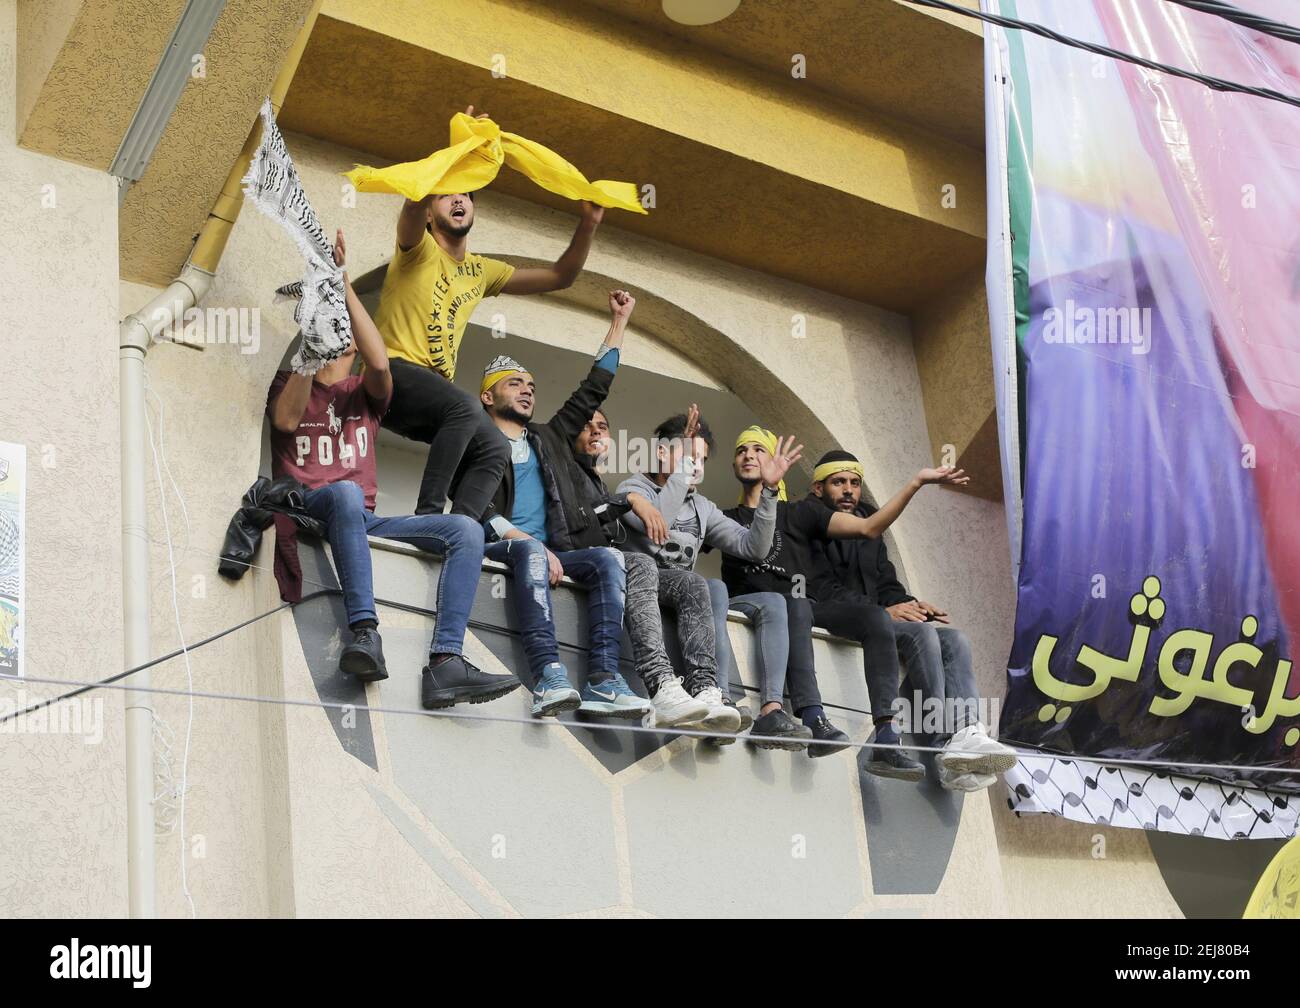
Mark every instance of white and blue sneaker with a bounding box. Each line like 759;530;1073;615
579;674;654;720
531;663;581;718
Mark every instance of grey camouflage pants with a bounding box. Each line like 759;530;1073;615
623;553;717;697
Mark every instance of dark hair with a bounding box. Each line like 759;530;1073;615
654;413;715;451
573;408;611;452
814;448;859;470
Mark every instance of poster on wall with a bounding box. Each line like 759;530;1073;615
0;441;24;678
984;0;1300;839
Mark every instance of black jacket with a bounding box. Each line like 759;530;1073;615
218;475;324;580
482;361;632;551
804;492;913;606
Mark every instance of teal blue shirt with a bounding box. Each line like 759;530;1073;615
500;345;618;543
510;437;548;542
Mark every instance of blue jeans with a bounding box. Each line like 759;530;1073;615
891;621;978;738
484;539;626;685
302;480;485;656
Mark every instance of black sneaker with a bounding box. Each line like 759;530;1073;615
421;655;520;710
749;709;813;751
340;628;388;683
865;743;926;782
732;699;755;733
806;715;851;758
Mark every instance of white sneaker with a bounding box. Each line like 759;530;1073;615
938;766;998;793
652;677;711;728
693;685;741;734
939;722;1018;777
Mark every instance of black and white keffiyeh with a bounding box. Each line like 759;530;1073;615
241;99;351;376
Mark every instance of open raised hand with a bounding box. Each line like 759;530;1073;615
759;435;803;489
917;466;969;487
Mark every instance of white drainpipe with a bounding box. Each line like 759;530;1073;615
117;1;321;918
118;267;212;919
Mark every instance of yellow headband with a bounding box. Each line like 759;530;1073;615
813;460;864;484
481;354;530;396
735;425;786;502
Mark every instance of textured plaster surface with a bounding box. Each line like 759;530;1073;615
570;0;986;149
0;0;127;917
117;0;316;285
280;3;984;312
16;0;184;168
912;266;1000;501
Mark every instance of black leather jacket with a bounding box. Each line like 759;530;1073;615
481;361;632;551
218;475;325;580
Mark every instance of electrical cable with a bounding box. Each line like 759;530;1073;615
6;667;1300;780
2;539;810;721
9;511;1298;786
1163;0;1300;45
7;548;1299;781
900;0;1300;110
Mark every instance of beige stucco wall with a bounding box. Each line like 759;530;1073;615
0;3;1182;910
0;0;127;917
13;0;81;140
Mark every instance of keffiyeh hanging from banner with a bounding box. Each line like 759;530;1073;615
241;98;351;376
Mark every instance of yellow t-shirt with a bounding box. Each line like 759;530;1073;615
373;231;515;379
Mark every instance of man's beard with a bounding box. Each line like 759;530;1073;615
498;404;532;425
437;218;472;238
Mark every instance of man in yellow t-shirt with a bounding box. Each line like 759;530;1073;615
376;109;607;519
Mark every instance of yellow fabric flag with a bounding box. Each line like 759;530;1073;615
1244;834;1300;918
344;113;647;214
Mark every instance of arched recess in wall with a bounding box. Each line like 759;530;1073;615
481;254;915;590
351;255;912;586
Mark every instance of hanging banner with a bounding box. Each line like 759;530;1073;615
0;441;25;678
985;0;1300;838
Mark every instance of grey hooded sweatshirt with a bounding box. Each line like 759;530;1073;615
616;468;778;571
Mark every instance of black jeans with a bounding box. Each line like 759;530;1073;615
383;358;510;519
810;599;902;721
783;596;824;716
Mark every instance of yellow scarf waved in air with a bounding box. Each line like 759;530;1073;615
344;113;647;214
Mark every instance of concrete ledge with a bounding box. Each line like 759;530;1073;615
367;533;866;647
